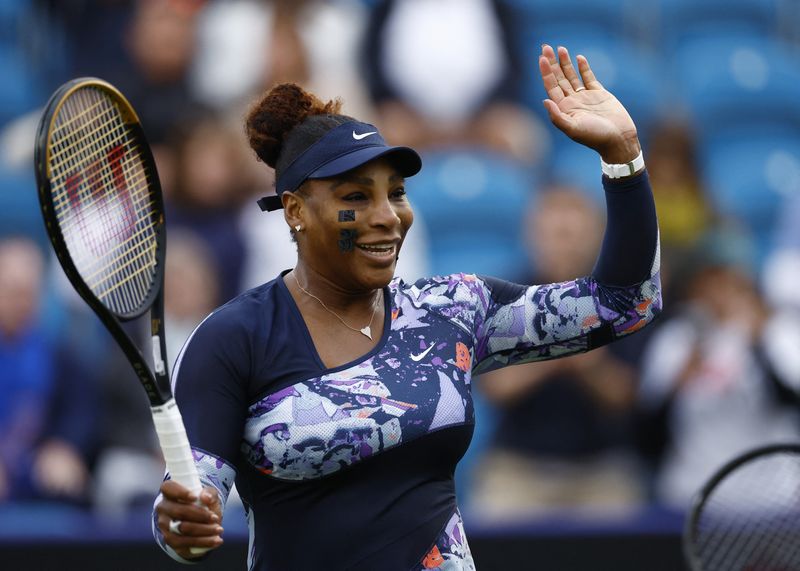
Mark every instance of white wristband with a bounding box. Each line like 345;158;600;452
601;150;645;179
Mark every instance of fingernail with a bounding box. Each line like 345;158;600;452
214;537;224;545
216;526;224;534
210;514;220;523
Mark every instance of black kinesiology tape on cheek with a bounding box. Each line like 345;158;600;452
338;210;355;222
338;229;357;252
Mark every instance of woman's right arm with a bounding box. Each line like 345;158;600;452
152;308;249;562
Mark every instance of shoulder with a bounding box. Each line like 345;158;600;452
392;273;487;303
390;274;491;332
179;278;286;366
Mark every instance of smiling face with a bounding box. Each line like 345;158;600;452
284;157;414;292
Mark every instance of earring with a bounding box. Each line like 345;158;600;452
295;225;302;232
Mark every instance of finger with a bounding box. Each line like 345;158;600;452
576;54;603;90
172;520;224;538
157;500;220;525
557;46;584;91
542;99;577;135
539;55;565;103
543;44;574;96
157;512;222;535
169;533;224;551
161;480;199;503
199;487;221;512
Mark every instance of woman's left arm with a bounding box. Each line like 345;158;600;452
470;45;661;374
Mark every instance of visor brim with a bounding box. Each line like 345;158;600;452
309;146;422;180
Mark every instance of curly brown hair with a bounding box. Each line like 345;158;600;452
245;83;353;181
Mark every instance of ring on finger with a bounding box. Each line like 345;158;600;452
169;519;183;536
575;86;586;92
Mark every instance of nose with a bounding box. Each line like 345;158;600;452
367;195;401;229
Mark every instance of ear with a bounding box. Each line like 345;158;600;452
282;190;305;233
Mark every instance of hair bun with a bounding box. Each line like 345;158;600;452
245;83;341;168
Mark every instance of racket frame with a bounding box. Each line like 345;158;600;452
683;442;800;571
34;79;208;557
34;77;171;406
34;77;172;406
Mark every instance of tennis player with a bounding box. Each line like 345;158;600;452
153;44;661;570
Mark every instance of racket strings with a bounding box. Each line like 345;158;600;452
691;451;800;570
50;114;146;203
52;149;155;279
47;102;121;171
50;89;154;312
48;86;159;316
50;132;147;200
49;96;107;138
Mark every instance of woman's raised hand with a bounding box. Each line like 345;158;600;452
539;44;641;164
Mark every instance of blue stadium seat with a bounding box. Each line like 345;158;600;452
0;0;28;51
659;0;780;49
672;34;800;141
0;165;48;249
700;129;800;263
408;148;533;280
546;143;606;204
504;0;634;38
0;50;43;128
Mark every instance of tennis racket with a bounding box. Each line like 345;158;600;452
33;78;205;537
684;443;800;571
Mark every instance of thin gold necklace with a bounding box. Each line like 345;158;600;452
293;273;381;340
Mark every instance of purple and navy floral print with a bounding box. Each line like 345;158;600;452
154;173;661;570
241;265;660;484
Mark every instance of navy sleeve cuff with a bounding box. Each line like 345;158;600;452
592;169;659;287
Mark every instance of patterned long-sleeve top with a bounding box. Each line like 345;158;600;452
153;171;661;570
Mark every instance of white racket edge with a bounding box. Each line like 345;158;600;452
151;398;210;556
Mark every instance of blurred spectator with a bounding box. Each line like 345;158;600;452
166;111;254;302
471;185;647;521
644;120;715;259
362;0;547;162
637;224;800;509
0;237;97;504
119;0;204;144
191;0;372;117
163;229;221;359
52;0;204;143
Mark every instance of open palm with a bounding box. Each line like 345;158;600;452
539;45;639;163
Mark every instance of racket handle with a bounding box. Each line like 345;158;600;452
151;398;210;556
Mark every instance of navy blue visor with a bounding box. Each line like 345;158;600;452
257;120;422;212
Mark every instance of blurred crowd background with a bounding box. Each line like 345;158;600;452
1;0;800;549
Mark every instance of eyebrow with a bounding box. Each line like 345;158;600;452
328;173;404;190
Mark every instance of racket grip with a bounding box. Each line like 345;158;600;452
152;398;202;493
151;398;209;556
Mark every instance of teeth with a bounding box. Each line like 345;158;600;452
358;244;393;252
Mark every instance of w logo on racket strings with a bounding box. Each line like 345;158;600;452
63;143;138;257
